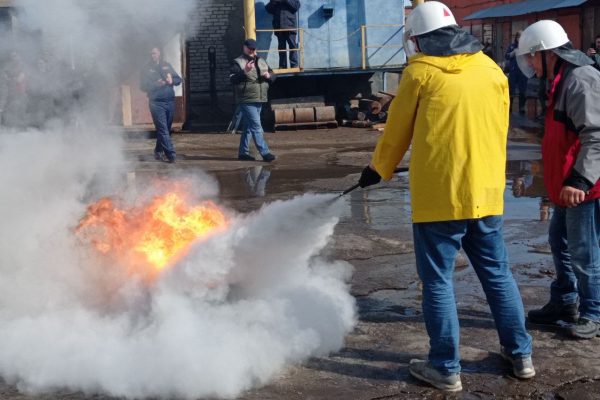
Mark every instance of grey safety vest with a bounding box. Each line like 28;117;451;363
233;56;271;103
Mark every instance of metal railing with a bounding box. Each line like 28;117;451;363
254;28;304;72
360;24;404;69
253;24;403;72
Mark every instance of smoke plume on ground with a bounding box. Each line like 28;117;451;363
0;140;356;398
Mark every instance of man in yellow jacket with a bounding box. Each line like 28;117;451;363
359;2;534;391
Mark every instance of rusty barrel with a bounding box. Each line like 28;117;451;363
314;106;336;122
274;108;294;125
294;107;316;123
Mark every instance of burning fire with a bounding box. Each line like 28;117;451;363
77;191;228;277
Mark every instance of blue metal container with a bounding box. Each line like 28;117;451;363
255;0;406;71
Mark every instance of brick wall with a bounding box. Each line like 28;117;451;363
187;0;243;95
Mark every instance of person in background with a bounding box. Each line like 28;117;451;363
28;57;56;128
482;39;494;59
358;2;534;391
0;64;6;126
1;50;28;128
517;21;600;339
229;38;276;163
265;0;301;69
506;31;529;114
586;34;600;69
140;46;181;163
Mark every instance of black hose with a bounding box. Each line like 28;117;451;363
338;166;409;197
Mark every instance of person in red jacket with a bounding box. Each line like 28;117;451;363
517;20;600;339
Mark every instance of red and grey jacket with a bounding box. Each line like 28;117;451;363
543;63;600;206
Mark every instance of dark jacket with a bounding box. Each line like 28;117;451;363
542;63;600;206
230;55;276;103
265;0;300;30
591;53;600;70
505;42;520;74
140;60;182;102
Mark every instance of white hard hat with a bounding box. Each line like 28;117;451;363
405;1;457;38
517;20;569;56
516;20;569;77
404;1;457;58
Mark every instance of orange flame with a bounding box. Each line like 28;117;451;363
77;191;228;277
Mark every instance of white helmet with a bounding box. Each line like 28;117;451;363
404;1;457;57
516;20;570;78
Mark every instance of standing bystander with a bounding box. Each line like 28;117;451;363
517;21;600;339
506;31;529;114
265;0;301;69
230;38;276;162
140;47;181;163
586;34;600;69
1;50;28;128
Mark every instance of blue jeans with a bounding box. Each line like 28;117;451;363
549;200;600;321
238;103;270;157
149;100;176;160
413;216;532;374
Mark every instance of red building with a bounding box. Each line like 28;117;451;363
444;0;600;61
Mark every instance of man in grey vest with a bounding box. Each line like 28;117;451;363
229;39;276;162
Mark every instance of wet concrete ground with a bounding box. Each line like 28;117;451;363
4;117;600;399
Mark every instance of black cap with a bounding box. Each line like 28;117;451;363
243;38;257;49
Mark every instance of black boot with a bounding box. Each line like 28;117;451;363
528;302;578;325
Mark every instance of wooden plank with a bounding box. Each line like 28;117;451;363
271;95;325;110
275;121;337;130
121;85;133;127
272;67;302;74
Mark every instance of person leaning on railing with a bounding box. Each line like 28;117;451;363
265;0;300;69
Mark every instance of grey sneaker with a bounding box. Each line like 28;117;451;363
566;318;600;339
500;348;535;379
408;359;462;392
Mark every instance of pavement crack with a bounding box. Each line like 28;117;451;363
346;252;412;261
354;286;412;297
368;392;414;400
551;375;600;391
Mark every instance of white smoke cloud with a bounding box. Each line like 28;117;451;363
0;160;356;398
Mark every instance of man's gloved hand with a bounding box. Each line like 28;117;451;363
359;166;381;188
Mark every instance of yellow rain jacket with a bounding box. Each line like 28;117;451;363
372;52;509;223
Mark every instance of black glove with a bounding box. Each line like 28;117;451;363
564;169;593;192
359;166;381;188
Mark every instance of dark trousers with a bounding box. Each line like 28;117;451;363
276;31;298;69
149;100;176;160
509;70;528;113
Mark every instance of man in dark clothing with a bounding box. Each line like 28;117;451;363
586;34;600;68
229;39;276;162
140;47;181;163
265;0;300;69
506;31;529;114
517;21;600;339
0;50;28;128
